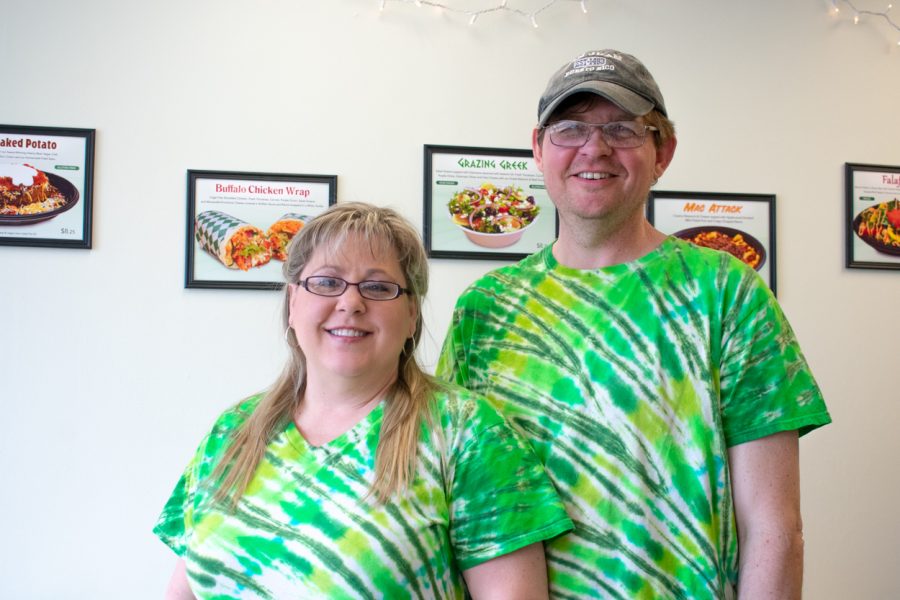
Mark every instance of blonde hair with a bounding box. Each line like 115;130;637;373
213;202;436;505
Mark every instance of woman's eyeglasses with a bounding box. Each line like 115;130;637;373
299;276;410;301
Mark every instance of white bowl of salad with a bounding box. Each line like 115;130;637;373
448;183;540;248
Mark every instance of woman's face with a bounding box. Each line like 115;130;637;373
288;235;417;388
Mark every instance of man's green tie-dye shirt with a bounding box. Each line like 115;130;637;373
437;238;830;599
154;386;572;599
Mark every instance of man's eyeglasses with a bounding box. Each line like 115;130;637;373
299;276;410;301
542;120;658;149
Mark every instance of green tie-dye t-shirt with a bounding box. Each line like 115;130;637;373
437;238;830;599
154;385;572;599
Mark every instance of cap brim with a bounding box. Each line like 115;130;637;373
538;81;655;126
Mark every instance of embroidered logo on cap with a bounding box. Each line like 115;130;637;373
565;58;615;78
564;51;624;78
572;56;608;70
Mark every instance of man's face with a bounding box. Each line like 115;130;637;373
532;97;675;233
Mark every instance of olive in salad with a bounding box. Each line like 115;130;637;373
448;183;540;233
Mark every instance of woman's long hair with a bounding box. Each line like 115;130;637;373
213;202;436;505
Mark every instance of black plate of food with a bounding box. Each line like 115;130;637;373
672;225;766;271
852;200;900;256
0;172;80;226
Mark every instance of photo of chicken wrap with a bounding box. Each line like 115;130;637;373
266;213;309;261
195;210;273;271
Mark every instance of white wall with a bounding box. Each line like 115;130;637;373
2;1;898;597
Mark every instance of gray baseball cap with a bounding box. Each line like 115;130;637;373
537;50;667;126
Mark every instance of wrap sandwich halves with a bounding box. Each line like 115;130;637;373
195;210;273;271
267;213;309;261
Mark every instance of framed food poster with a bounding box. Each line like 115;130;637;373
0;124;95;249
647;191;777;294
845;163;900;270
424;144;557;260
185;170;337;290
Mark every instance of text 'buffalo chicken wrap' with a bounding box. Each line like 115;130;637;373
266;213;309;260
195;210;273;271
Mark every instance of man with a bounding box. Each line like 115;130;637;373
437;49;831;599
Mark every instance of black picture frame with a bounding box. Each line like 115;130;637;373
186;169;337;290
648;190;777;294
0;124;95;249
424;144;558;261
845;162;900;271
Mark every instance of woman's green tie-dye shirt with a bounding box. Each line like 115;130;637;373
436;238;830;599
154;386;572;599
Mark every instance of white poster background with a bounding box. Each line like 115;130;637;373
849;169;900;265
192;175;333;284
428;150;555;256
0;132;89;242
652;195;773;287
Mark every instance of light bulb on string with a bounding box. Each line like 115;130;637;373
374;0;597;28
827;0;900;46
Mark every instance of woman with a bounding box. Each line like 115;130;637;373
154;202;572;599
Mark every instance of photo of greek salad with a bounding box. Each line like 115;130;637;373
448;183;540;234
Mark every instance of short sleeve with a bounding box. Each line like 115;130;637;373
718;270;831;446
152;395;260;557
436;300;473;389
152;464;195;557
440;389;573;570
437;281;500;392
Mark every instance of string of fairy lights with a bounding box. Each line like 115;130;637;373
828;1;900;44
375;0;900;48
376;0;588;27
